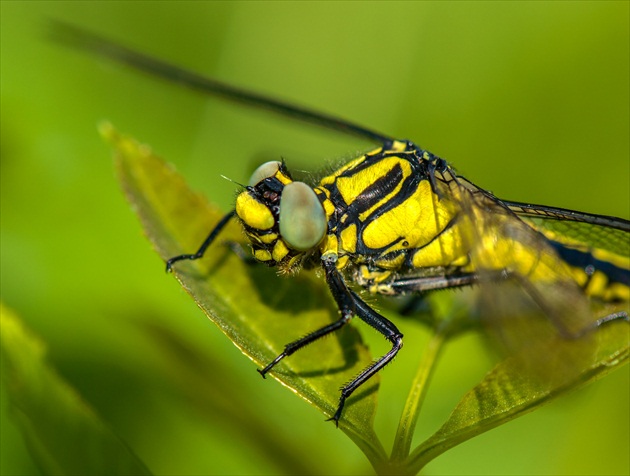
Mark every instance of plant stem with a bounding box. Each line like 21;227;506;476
390;324;448;464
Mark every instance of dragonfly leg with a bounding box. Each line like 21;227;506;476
224;240;257;265
165;210;236;271
328;286;403;426
258;258;403;426
257;258;359;379
570;310;630;338
507;272;629;339
385;273;478;294
257;311;353;378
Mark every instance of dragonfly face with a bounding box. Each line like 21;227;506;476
55;22;630;426
235;160;328;271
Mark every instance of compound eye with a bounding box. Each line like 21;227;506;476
279;182;327;251
248;161;282;187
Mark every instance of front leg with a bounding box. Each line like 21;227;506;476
257;259;357;378
258;257;403;426
322;260;403;426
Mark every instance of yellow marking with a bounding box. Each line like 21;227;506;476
339;224;357;254
391;140;409;152
568;266;589;287
603;282;630;302
585;271;608;298
358;163;413;222
362;181;456;255
259;233;278;244
527;226;629;300
272;240;290;262
317;142;407;187
359;265;393;283
335;157;411;208
373;283;398;295
274;169;293;185
411;229;468;269
320;234;338;257
577;268;629;302
374;253;405;269
336;255;349;270
322;198;335;218
254;249;272;262
315;188;336;219
235;192;275;230
356;267;395;293
367;141;406;157
319;156;367;186
592;248;630;270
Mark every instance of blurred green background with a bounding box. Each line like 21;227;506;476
1;1;628;475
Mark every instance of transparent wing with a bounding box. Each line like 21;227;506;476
506;201;630;258
437;169;629;383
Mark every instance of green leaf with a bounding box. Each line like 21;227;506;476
102;123;387;466
407;319;629;473
0;304;152;475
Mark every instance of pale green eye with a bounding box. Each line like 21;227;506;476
279;181;327;251
248;161;282;186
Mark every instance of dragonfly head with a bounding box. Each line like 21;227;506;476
235;161;327;271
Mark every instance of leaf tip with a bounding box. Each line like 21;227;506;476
99;122;155;164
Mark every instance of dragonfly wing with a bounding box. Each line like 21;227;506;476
441;170;629;383
506;201;630;258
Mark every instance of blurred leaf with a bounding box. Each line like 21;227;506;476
407;320;629;473
139;319;325;475
0;304;152;475
103;123;388;466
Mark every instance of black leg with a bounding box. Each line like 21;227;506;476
258;257;404;426
224;240;258;265
165;210;236;272
383;273;477;317
574;310;629;338
509;273;629;339
387;273;478;294
257;259;357;378
257;313;353;377
329;288;403;425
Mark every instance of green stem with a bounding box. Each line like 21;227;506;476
390;324;448;464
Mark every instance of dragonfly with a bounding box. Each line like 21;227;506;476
53;22;630;425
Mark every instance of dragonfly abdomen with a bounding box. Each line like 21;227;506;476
548;239;630;303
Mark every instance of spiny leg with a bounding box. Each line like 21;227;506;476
165;210;236;272
385;273;478;317
224;240;258;265
257;259;357;377
391;270;628;337
329;288;403;425
258;258;404;426
577;310;629;337
257;312;353;377
387;273;478;294
512;273;629;339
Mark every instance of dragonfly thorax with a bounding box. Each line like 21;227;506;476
313;142;472;287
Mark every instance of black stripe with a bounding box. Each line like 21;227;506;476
548;239;630;287
351;163;404;214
